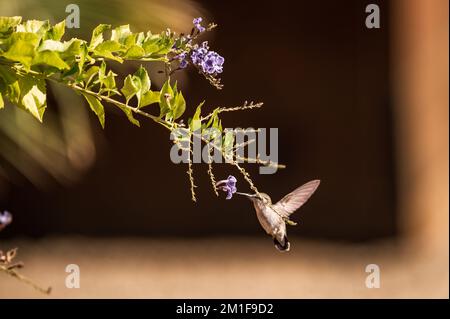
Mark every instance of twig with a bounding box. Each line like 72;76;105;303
201;101;264;122
187;148;197;202
0;261;51;294
207;146;219;196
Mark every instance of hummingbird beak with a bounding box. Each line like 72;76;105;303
235;192;257;199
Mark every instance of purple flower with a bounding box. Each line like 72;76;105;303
190;42;224;75
179;59;188;69
201;51;224;74
216;175;237;199
190;41;209;65
0;211;12;230
193;17;202;25
175;52;188;69
193;17;206;33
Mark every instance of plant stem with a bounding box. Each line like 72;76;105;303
0;265;51;295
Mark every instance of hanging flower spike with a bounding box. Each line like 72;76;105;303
193;17;206;33
216;175;237;199
0;211;12;231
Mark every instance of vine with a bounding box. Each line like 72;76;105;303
0;16;284;200
0;16;285;292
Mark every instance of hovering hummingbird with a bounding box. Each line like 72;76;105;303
236;180;320;252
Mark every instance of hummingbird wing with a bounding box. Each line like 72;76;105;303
272;180;320;217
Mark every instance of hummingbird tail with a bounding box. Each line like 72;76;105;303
273;236;290;252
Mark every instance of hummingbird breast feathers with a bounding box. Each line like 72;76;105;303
253;200;286;237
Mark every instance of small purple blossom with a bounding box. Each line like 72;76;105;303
175;52;188;69
0;211;12;230
179;59;188;69
193;17;206;33
216;175;237;199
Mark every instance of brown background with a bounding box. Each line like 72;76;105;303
0;0;448;298
0;0;395;241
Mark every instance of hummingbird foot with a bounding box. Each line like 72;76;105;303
285;219;298;226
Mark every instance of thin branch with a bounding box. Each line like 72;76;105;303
207;146;219;196
232;161;260;196
187;137;197;202
234;155;286;169
0;265;51;294
66;84;175;131
201;101;264;122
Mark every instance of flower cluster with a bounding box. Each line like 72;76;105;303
174;18;224;75
216;175;237;199
191;41;224;75
176;41;224;74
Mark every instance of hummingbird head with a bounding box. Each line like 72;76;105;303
235;192;272;205
256;193;272;205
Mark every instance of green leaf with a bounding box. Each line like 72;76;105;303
90;24;111;49
98;61;107;79
120;66;150;106
76;42;89;73
172;81;178;95
190;102;204;132
134;66;150;103
0;16;22;34
140;90;160;108
21;79;46;121
135;66;151;89
172;91;186;120
102;71;117;92
95;40;122;52
134;32;145;46
0;92;4;109
0;65;47;121
0;64;17;87
121;75;139;103
32;50;69;70
110;25;132;44
206;108;219;128
34;39;82;71
93;40;123;62
142;34;160;55
124;45;145;59
38;39;65;51
45;20;65;40
57;39;88;72
153;32;175;56
1;32;39;67
16;20;49;36
81;92;105;128
116;104;140;127
82;65;100;88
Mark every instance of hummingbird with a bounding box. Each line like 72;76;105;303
236;180;320;252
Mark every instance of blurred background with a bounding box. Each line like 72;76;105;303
0;0;448;298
